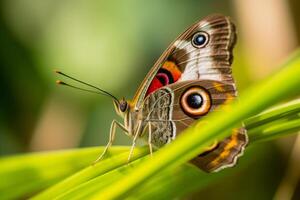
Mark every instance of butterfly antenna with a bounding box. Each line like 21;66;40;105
56;80;107;95
55;70;119;103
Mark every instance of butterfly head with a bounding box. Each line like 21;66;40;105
113;97;129;117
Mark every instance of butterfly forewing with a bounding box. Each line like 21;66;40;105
133;14;236;109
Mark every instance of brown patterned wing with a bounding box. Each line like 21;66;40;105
141;87;176;148
191;127;247;172
132;14;236;110
141;80;248;172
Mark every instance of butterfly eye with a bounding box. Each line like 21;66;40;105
119;100;128;112
180;86;211;118
191;32;209;48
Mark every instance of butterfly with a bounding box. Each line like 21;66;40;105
56;14;248;173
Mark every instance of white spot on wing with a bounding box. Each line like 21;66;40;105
174;38;222;82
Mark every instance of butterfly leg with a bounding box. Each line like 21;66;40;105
127;132;139;164
127;121;142;164
148;122;153;156
93;120;128;164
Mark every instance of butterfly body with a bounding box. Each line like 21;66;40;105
58;14;248;172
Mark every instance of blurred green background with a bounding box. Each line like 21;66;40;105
0;0;300;199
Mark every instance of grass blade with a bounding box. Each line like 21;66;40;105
0;147;128;199
31;147;148;200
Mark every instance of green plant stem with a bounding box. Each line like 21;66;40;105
245;98;300;129
55;157;150;200
249;116;300;143
31;147;148;200
0;147;128;200
53;158;225;200
89;50;300;199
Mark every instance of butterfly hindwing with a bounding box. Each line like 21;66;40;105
191;127;247;172
141;80;247;172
